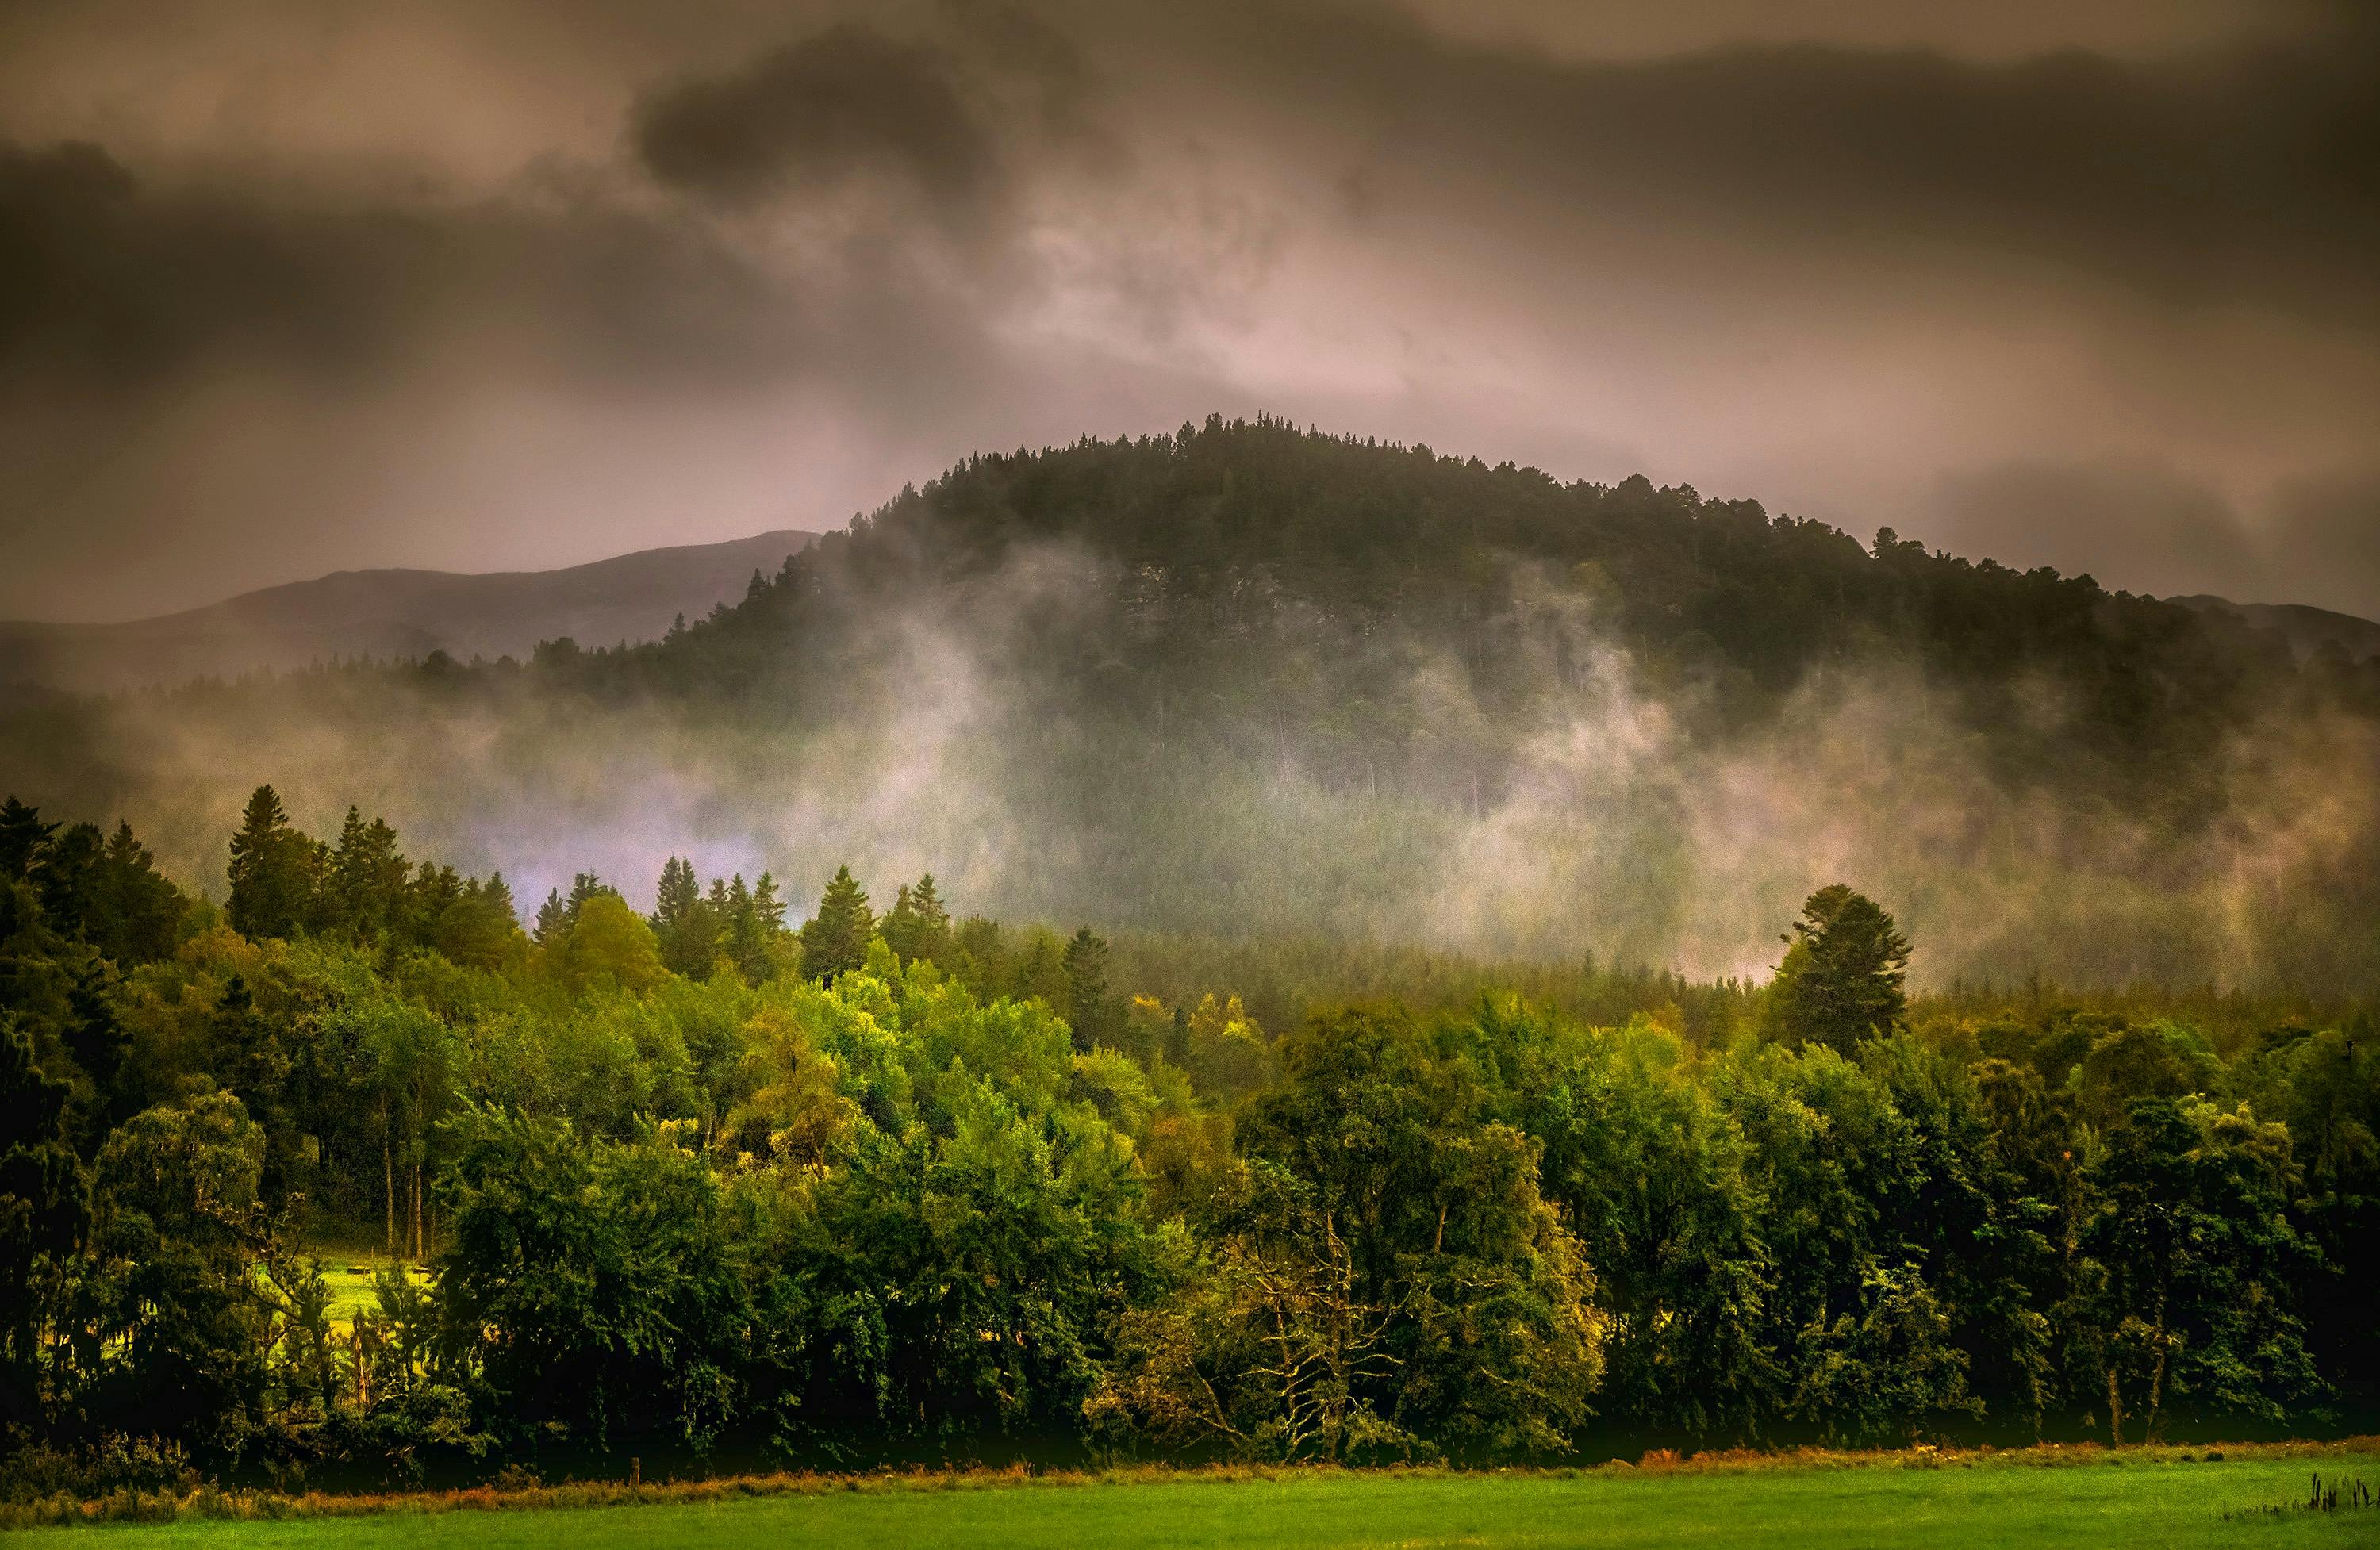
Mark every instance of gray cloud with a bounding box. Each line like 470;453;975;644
1928;460;2264;598
1928;458;2380;616
2270;470;2380;616
1162;1;2380;328
0;140;823;393
0;0;2377;621
635;25;1000;212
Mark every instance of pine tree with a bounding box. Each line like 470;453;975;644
408;862;462;936
707;874;760;982
1767;884;1912;1055
650;857;718;977
883;873;953;967
226;785;316;940
556;872;615;937
434;873;521;971
63;961;131;1144
328;809;412;939
91;822;183;964
652;857;700;930
327;807;369;932
798;865;873;984
533;888;569;947
33;823;102;940
0;796;56;883
478;871;518;927
750;871;787;937
1062;925;1111;1053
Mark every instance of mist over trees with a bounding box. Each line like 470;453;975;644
3;417;2379;1496
3;418;2374;992
2;785;2376;1496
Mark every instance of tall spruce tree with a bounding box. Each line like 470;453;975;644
797;865;873;983
1062;926;1111;1053
882;873;953;967
329;808;409;939
750;871;787;937
650;857;716;976
0;796;56;883
532;888;569;947
225;785;315;940
91;822;183;964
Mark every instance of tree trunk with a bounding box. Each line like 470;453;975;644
411;1089;427;1260
2144;1326;2170;1445
2106;1366;2125;1447
382;1098;396;1257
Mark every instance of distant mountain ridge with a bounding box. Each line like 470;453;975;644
2169;594;2380;664
0;530;817;691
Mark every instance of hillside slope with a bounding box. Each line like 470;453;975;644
2171;594;2380;663
0;529;816;691
3;419;2374;988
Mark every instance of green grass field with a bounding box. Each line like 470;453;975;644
309;1254;428;1329
10;1454;2376;1550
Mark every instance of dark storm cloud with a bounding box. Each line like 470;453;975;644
0;140;440;386
635;25;999;210
0;139;821;391
1;0;2378;620
1193;1;2380;329
0;16;1111;397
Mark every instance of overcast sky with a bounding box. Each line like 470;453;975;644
3;0;2374;621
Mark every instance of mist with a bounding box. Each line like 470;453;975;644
7;453;2373;996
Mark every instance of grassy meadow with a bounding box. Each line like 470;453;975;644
9;1449;2376;1550
307;1253;429;1330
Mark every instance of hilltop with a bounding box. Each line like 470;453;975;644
0;530;816;691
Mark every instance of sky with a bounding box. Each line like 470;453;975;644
2;0;2375;623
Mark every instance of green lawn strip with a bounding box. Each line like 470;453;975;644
12;1456;2378;1550
297;1247;430;1330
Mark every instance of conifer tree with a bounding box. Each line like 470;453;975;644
1767;884;1912;1055
750;871;787;937
33;823;102;939
91;822;183;964
329;809;412;938
883;873;954;967
226;785;316;941
0;796;56;883
797;865;873;983
478;871;517;927
562;873;613;929
650;857;720;978
652;857;700;928
1062;925;1112;1053
533;888;568;947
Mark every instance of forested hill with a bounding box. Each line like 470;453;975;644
622;416;2355;763
2;416;2376;990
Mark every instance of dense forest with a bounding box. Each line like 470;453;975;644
6;417;2377;991
3;785;2374;1497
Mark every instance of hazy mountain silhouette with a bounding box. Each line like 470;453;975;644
2171;595;2380;664
0;530;816;691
